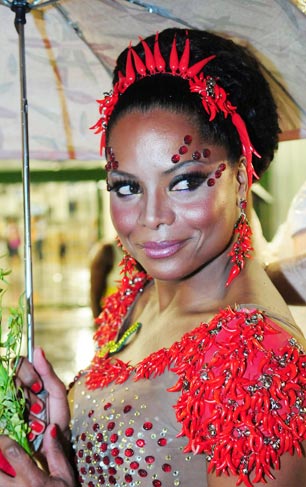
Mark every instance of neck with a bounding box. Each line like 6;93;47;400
151;245;234;313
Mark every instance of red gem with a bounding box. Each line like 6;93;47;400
215;170;222;178
136;439;145;447
88;482;95;487
207;178;215;186
96;433;103;442
108;467;116;475
100;445;108;455
110;434;118;443
162;463;172;472
87;441;93;450
104;402;112;410
153;481;162;487
192;151;201;160
125;474;133;483
92;423;99;432
109;476;116;485
203;148;211;158
130;461;139;469
85;455;92;464
179;145;188;155
103;456;110;465
111;160;119;170
145;455;155;464
157;438;167;446
138;469;148;477
80;433;87;441
98;475;105;484
111;448;119;457
240;199;247;210
184;134;192;145
123;405;132;413
80;467;87;475
125;428;134;437
93;453;101;462
88;410;94;418
143;422;153;430
125;448;134;457
97;466;103;474
78;449;84;458
105;161;112;171
115;456;124;465
171;154;180;163
107;421;115;431
88;466;95;475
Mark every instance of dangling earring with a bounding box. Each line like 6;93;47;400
116;237;138;291
225;199;253;287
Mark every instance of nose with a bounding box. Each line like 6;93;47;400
137;189;175;229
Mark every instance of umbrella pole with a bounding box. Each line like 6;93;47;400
12;1;35;363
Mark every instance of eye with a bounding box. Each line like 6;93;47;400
169;172;208;192
108;179;141;197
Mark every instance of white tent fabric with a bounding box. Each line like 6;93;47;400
0;0;306;162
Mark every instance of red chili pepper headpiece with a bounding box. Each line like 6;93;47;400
91;32;259;187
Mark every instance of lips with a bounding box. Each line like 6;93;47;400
141;240;185;259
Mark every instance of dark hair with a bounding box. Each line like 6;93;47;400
107;28;280;178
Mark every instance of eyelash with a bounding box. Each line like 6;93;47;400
169;171;209;191
108;171;209;197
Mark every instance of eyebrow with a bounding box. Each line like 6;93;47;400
110;160;206;179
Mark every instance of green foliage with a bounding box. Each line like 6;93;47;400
0;264;31;455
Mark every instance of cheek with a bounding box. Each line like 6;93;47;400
110;198;137;236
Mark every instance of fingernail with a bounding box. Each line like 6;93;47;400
30;402;43;415
28;431;35;442
30;421;44;434
50;425;57;439
0;450;16;477
31;381;42;393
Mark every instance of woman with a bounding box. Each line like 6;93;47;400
0;28;305;487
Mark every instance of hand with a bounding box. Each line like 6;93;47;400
0;425;77;486
16;347;70;446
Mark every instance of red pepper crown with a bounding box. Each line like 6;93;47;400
91;32;260;188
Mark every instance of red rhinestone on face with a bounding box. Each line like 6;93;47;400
207;178;215;187
171;154;180;163
143;422;153;430
219;162;226;171
192;151;201;160
215;170;222;178
179;145;188;155
203;148;211;158
184;134;192;145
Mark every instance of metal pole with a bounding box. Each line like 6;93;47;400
11;1;34;363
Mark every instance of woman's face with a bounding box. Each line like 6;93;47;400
107;109;246;281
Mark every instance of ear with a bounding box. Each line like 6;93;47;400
236;156;248;202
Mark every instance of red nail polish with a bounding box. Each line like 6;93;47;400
30;402;43;415
0;450;16;477
27;431;35;442
50;425;57;439
30;421;44;434
31;381;42;393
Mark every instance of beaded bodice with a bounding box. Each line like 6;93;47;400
69;268;306;487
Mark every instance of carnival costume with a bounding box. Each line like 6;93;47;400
70;260;306;487
70;32;306;487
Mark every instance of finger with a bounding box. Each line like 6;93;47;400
43;424;75;485
14;356;43;394
0;437;45;487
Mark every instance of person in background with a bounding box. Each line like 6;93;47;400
0;28;305;487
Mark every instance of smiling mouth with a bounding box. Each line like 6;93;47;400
141;240;186;259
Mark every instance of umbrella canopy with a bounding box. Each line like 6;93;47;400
0;0;306;166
